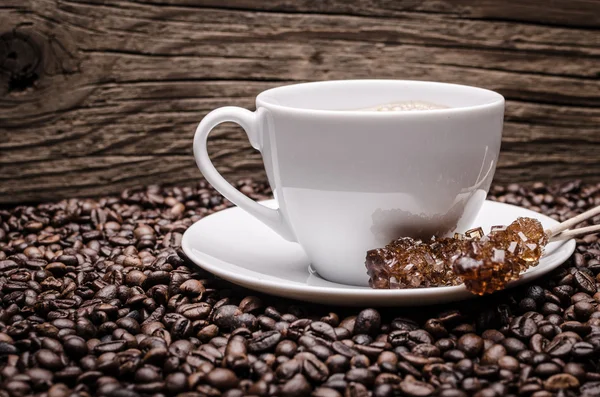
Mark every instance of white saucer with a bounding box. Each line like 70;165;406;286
182;200;575;306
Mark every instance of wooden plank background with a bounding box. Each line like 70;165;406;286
1;0;599;204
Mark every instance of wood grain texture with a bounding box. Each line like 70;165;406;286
1;0;599;204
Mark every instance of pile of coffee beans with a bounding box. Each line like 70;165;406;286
0;179;599;397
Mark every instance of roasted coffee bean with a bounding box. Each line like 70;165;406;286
313;387;343;397
443;349;466;362
326;355;350;374
63;336;88;359
34;349;65;370
224;335;248;371
574;301;596;320
354;309;381;336
345;382;369;397
281;373;312;397
481;344;506;365
545;336;574;358
457;334;483;357
179;279;205;297
276;340;298;358
332;341;358;357
544;373;580;391
94;340;127;354
345;368;375;386
206;368;239;390
213;305;242;330
497;356;519;372
574;271;597;295
349;354;370;368
572;341;594;357
510;316;538;339
303;355;329;382
424;319;447;338
534;362;562;377
27;367;54;390
3;181;600;396
248;331;281;353
0;341;18;355
399;375;435;397
502;338;527;355
310;321;337;341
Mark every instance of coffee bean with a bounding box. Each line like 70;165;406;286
530;334;548;353
580;381;600;396
276;340;298;358
354;309;381;336
457;334;483;357
391;318;419;331
544;373;580;391
310;321;337;341
96;284;118;300
497;356;519;372
179;279;205;297
332;341;358;357
545;337;574;358
345;368;375;386
63;336;88;359
510;316;538;339
345;382;369;397
237;295;262;313
281;373;312;397
574;301;596;320
443;349;466;362
564;362;586;381
435;338;456;352
572;341;594;357
5;380;31;396
399;375;435;397
481;344;506;365
0;341;18;355
206;368;239;390
502;338;527;355
27;367;53;390
313;387;343;397
408;330;434;345
224;335;248;371
248;331;281;353
213;305;242;330
277;358;302;380
575;271;597;295
303;355;329;383
534;362;562;377
94;340;127;354
326;355;350;374
4;181;600;396
349;354;370;368
47;384;70;397
35;349;65;370
438;390;467;397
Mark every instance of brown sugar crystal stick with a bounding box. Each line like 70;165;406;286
454;207;600;296
366;206;600;294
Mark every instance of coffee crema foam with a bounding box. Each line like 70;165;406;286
356;101;448;112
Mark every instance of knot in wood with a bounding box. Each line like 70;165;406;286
0;31;41;78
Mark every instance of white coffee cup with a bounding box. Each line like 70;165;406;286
194;80;504;286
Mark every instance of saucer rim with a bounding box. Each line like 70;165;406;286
182;200;575;301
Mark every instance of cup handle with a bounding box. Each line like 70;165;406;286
193;106;296;242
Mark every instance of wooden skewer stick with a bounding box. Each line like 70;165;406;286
550;224;600;241
545;204;600;237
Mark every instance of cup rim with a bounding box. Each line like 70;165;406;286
256;79;505;116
